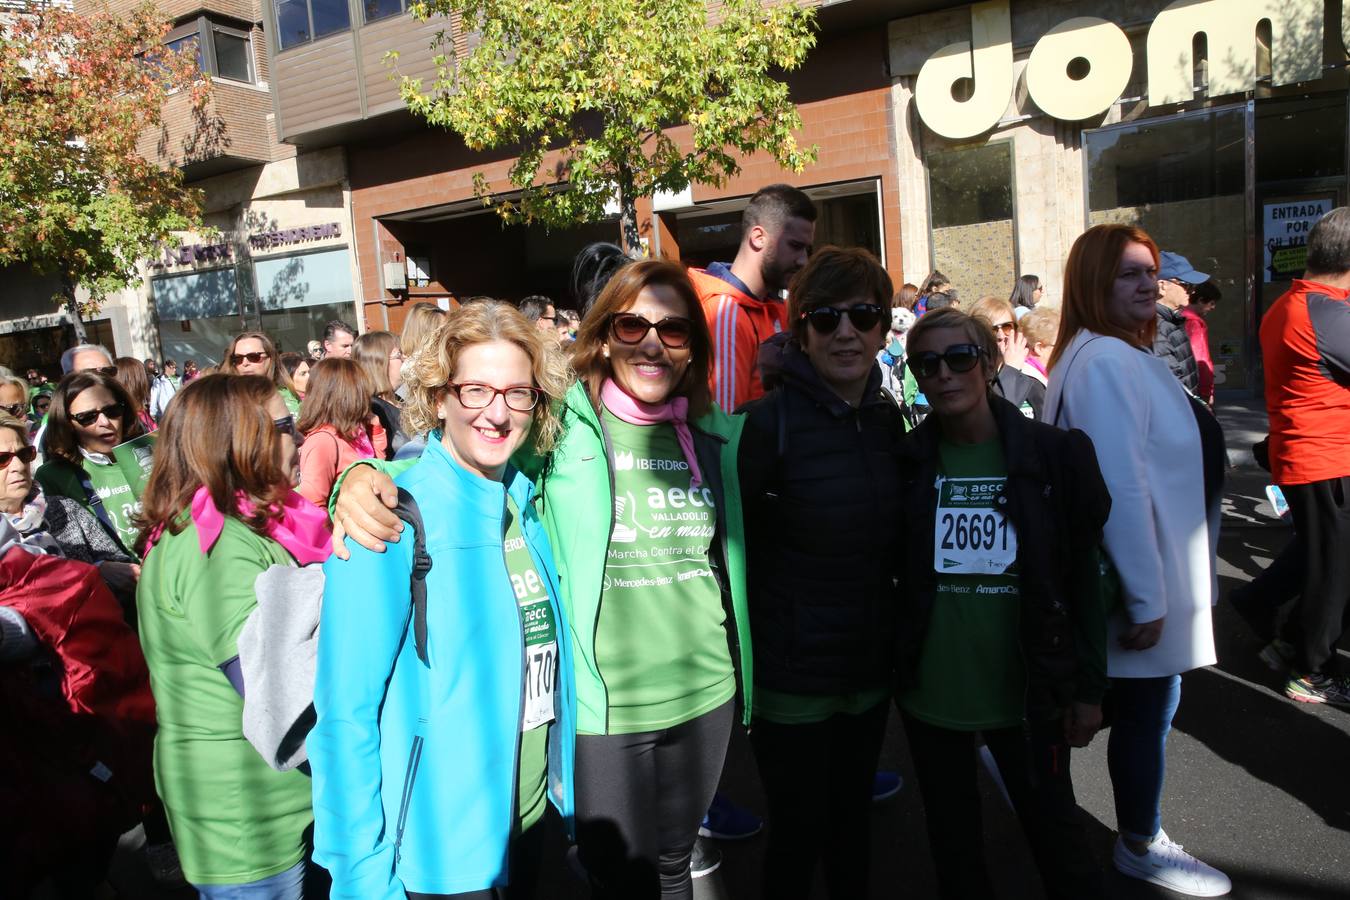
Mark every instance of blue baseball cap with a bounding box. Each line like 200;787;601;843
1158;251;1209;284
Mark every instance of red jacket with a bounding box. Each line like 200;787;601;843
1260;278;1350;485
690;267;788;411
1180;306;1214;404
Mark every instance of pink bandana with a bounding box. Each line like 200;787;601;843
601;378;703;488
147;486;332;564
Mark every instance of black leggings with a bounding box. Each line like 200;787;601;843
574;701;734;900
750;699;889;900
1284;477;1350;674
406;819;544;900
902;712;1103;900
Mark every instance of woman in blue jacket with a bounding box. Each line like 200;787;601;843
309;301;576;900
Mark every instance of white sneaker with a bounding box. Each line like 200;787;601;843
1113;830;1232;897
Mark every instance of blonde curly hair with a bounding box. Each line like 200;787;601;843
403;301;572;453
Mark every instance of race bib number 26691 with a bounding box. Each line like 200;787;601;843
933;476;1017;575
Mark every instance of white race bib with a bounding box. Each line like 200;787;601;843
521;635;557;732
933;476;1018;575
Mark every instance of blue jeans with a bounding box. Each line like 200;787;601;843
1107;674;1182;842
195;858;306;900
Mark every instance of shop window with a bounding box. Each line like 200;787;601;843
275;0;351;51
364;0;407;24
255;248;356;354
1086;105;1248;387
152;267;245;368
926;142;1016;303
162;18;254;83
406;254;432;287
1256;96;1346;185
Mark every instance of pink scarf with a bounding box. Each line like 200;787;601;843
601;378;703;488
146;486;332;564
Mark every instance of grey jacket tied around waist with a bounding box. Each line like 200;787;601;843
239;563;324;772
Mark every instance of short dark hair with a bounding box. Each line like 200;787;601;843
571;242;632;317
787;246;892;345
1305;207;1350;276
925;291;956;311
322;320;355;343
742;184;817;237
518;295;554;322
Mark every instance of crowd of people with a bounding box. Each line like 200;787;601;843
4;182;1348;900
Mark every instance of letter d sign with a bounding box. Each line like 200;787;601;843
915;0;1013;140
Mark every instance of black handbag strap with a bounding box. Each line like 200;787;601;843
392;488;434;665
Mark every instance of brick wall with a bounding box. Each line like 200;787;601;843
139;79;273;168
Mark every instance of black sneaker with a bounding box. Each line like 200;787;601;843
690;835;722;878
1285;672;1350;706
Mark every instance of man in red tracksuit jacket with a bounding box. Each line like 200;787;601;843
1259;206;1350;706
690;184;816;412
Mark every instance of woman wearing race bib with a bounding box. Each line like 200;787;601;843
36;370;150;557
331;262;750;900
895;307;1112;899
1046;225;1229;897
310;302;576;900
736;247;904;900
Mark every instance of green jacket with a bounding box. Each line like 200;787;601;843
339;381;753;734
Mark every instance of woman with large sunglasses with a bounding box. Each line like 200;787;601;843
222;332;302;415
736;246;904;900
330;261;750;899
135;375;326;899
968;295;1046;419
311;302;575;899
894;306;1112;899
35;370;149;556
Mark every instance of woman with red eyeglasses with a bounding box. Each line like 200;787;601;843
222;332;301;415
330;261;751;899
35;371;150;558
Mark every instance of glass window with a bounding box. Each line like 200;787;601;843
364;0;404;22
166;34;203;70
152;268;244;368
311;0;351;38
927;142;1016;302
254;248;354;312
275;0;312;50
212;29;252;82
1086;106;1248;387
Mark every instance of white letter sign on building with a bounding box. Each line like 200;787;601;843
914;0;1014;140
1147;0;1323;105
914;0;1329;139
1025;17;1134;121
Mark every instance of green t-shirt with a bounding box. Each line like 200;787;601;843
754;687;889;726
592;413;735;735
81;454;144;552
136;516;314;885
279;386;302;417
504;497;555;833
899;438;1025;731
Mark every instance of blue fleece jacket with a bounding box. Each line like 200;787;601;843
309;436;576;898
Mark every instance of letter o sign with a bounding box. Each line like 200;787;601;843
1026;17;1133;121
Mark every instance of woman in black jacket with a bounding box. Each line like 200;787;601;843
895;306;1112;900
737;246;905;900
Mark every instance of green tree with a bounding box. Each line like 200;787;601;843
0;0;206;340
397;0;818;252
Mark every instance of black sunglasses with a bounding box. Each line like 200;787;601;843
71;402;127;427
447;382;542;412
907;344;986;379
231;351;270;365
93;366;118;377
273;414;304;446
0;403;26;417
0;446;36;467
802;304;884;335
609;313;693;349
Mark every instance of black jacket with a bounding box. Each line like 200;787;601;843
993;365;1046;419
895;396;1112;719
738;341;905;695
1153;304;1200;392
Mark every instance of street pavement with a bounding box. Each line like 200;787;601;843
79;394;1349;900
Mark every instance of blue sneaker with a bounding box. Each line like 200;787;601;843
698;792;763;840
872;770;903;803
